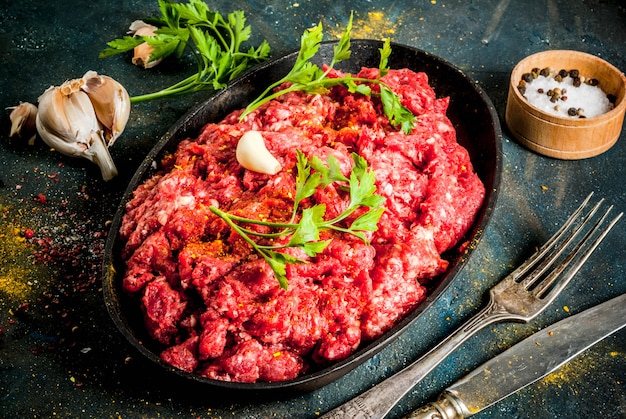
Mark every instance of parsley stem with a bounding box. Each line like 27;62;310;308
209;206;272;251
101;2;271;104
239;76;397;121
210;205;298;290
129;49;268;103
216;211;296;230
130;75;198;103
209;206;302;243
324;206;358;226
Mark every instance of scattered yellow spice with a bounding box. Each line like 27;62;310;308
330;11;400;39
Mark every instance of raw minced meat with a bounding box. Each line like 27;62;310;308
119;66;485;383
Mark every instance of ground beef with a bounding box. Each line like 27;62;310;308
119;66;485;383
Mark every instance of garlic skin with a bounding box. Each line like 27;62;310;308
80;71;130;146
236;130;281;175
128;20;162;69
7;102;38;145
36;79;118;181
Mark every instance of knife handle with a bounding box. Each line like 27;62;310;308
404;392;470;419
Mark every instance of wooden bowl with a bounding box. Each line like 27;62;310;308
505;50;626;159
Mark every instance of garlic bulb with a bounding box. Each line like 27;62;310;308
128;20;161;69
236;130;281;175
36;78;118;181
81;71;130;146
7;102;38;145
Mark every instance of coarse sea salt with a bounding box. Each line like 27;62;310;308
523;75;614;118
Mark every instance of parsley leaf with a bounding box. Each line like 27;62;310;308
99;36;144;57
210;150;385;289
238;13;416;133
100;0;270;103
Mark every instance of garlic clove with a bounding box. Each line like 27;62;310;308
236;130;281;175
36;83;99;150
7;102;38;145
36;80;118;181
128;20;162;69
80;71;131;146
83;131;119;182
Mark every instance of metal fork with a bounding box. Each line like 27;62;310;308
321;193;622;419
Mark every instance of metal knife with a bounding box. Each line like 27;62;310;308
405;292;626;419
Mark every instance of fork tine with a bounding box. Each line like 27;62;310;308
510;192;594;283
534;206;623;298
519;196;604;289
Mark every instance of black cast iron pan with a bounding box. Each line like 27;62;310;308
102;39;502;395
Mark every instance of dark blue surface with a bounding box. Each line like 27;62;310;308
1;1;625;418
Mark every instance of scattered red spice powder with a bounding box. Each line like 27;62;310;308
1;160;112;362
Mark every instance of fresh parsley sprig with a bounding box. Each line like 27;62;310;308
238;13;416;134
99;0;271;103
209;150;385;289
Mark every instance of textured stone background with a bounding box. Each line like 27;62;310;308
1;1;625;417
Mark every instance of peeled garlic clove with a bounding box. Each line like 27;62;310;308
81;70;130;146
36;81;118;181
128;20;162;69
7;102;38;145
236;130;281;175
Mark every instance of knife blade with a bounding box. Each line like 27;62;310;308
405;293;626;419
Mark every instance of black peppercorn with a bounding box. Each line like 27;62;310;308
519;64;610;118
